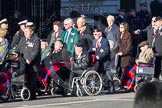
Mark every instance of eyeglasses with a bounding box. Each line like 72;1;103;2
93;33;98;35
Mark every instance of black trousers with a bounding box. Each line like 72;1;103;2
154;56;162;79
116;66;125;79
26;65;38;99
105;69;113;82
69;70;84;89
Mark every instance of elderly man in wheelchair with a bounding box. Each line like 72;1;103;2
0;48;31;101
67;42;89;96
67;41;103;96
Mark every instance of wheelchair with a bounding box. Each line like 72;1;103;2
69;54;119;96
0;64;30;101
0;73;30;102
120;60;155;92
8;74;30;101
134;63;154;92
71;68;103;97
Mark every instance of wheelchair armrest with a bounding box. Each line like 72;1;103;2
137;63;154;67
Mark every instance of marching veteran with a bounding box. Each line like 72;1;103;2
17;22;40;100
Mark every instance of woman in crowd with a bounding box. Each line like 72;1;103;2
116;22;132;79
47;21;63;47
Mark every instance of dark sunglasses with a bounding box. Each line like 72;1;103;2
9;53;17;55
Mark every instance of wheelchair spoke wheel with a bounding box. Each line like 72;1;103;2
83;70;102;96
51;88;56;96
113;78;121;91
134;85;139;92
20;87;30;101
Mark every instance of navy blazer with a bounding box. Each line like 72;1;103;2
90;37;111;71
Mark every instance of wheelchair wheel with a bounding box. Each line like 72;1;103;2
51;88;56;96
83;70;102;96
20;87;31;101
134;85;138;92
134;82;143;92
113;78;121;91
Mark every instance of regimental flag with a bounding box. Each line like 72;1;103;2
36;62;62;87
121;64;137;91
0;73;10;96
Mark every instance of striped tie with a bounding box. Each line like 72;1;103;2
96;40;100;48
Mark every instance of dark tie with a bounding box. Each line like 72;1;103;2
64;31;69;43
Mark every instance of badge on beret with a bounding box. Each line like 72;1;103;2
71;39;74;43
100;49;104;53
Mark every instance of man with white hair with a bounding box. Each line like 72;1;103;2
105;15;119;69
61;18;79;56
77;17;92;35
77;17;93;52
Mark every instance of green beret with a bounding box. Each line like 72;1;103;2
8;48;19;54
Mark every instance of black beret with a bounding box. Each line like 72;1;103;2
154;16;162;22
93;28;102;32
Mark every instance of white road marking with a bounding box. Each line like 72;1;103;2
14;98;134;108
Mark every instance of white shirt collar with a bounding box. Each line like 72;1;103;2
77;51;83;59
98;37;102;43
67;28;72;33
119;15;124;19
